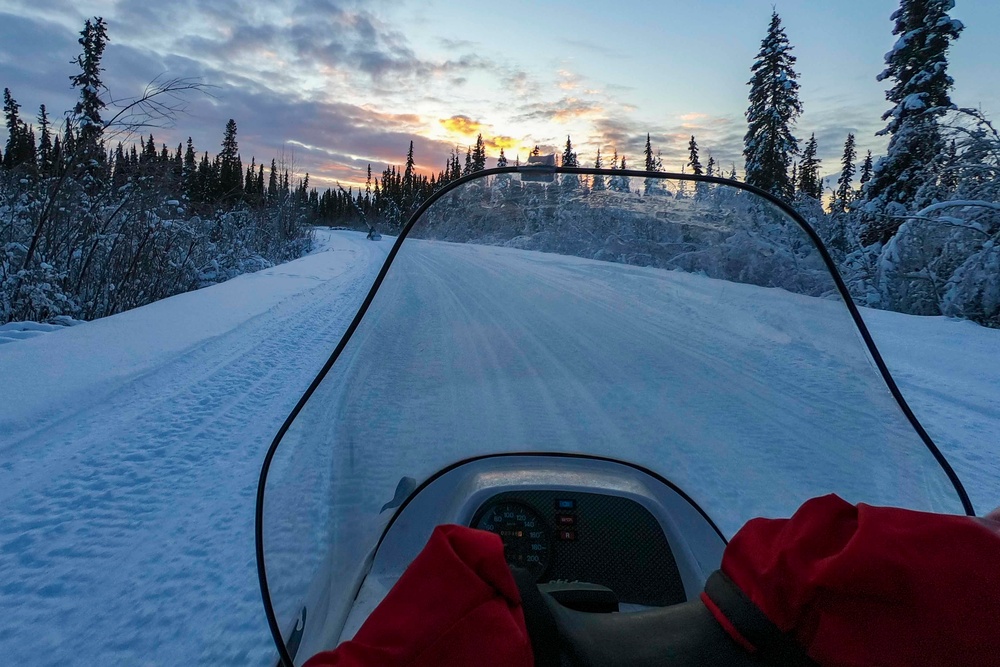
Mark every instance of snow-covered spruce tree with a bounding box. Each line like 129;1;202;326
403;140;416;204
3;88;35;171
496;148;508;168
217;119;242;204
832;133;857;213
643;134;655;172
614;155;630;193
642;134;663;194
592;149;606;191
36;105;54;176
796;133;821;200
561;135;579;188
686;136;703;176
743;10;802;201
70;17;109;185
471;134;487;172
880;108;1000;325
858;150;873;193
860;0;963;245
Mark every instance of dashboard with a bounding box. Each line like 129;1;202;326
341;455;727;645
471;489;687;607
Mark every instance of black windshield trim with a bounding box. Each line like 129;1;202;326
255;167;974;665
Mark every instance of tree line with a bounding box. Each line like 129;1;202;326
3;0;998;327
1;19;315;325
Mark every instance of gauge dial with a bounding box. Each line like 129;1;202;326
474;501;550;580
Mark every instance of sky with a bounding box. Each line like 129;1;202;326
0;0;998;190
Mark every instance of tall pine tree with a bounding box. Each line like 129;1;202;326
471;134;486;172
833;133;857;213
858;150;873;190
743;10;802;200
592;149;606;191
70;17;109;173
218;119;242;203
861;0;962;244
37;105;53;175
796;133;821;200
643;134;656;172
687;136;703;176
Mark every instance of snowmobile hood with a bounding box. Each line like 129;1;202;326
256;167;972;665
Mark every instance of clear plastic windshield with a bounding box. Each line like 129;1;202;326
259;171;967;663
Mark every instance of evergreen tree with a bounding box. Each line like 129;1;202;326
183;137;197;199
61;118;76;159
496;148;508;168
365;164;373;210
37;105;53;174
592;149;606;191
70;17;109;169
561;135;578;167
612;155;630;192
3;88;25;168
861;0;963;244
743;10;802;200
833;133;857;212
859;150;873;189
267;158;278;202
686;135;703;175
705;155;716;178
110;142;128;189
463;147;472;175
245;157;258;202
141;133;156;164
218;119;242;203
403;140;416;196
560;135;579;188
643;134;656;172
471;134;487;171
796;133;821;200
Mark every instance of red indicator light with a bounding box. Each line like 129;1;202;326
558;530;577;541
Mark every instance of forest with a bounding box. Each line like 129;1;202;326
2;0;998;328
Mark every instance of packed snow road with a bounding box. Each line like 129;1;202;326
1;230;997;666
282;240;980;549
0;231;386;666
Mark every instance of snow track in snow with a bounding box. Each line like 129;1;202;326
0;231;385;666
0;231;996;666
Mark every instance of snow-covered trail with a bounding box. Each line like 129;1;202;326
1;230;997;667
0;231;386;666
863;312;1000;515
275;240;973;569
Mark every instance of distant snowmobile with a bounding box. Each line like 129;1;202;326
256;166;979;666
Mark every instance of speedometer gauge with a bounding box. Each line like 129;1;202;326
474;501;550;580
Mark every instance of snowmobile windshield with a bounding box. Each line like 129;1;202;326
257;168;970;663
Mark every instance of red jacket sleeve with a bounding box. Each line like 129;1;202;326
304;524;533;667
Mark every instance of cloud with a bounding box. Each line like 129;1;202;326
440;115;482;136
485;135;517;151
514;97;604;124
557;69;582;91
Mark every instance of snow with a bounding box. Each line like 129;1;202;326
0;230;997;666
0;230;386;666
